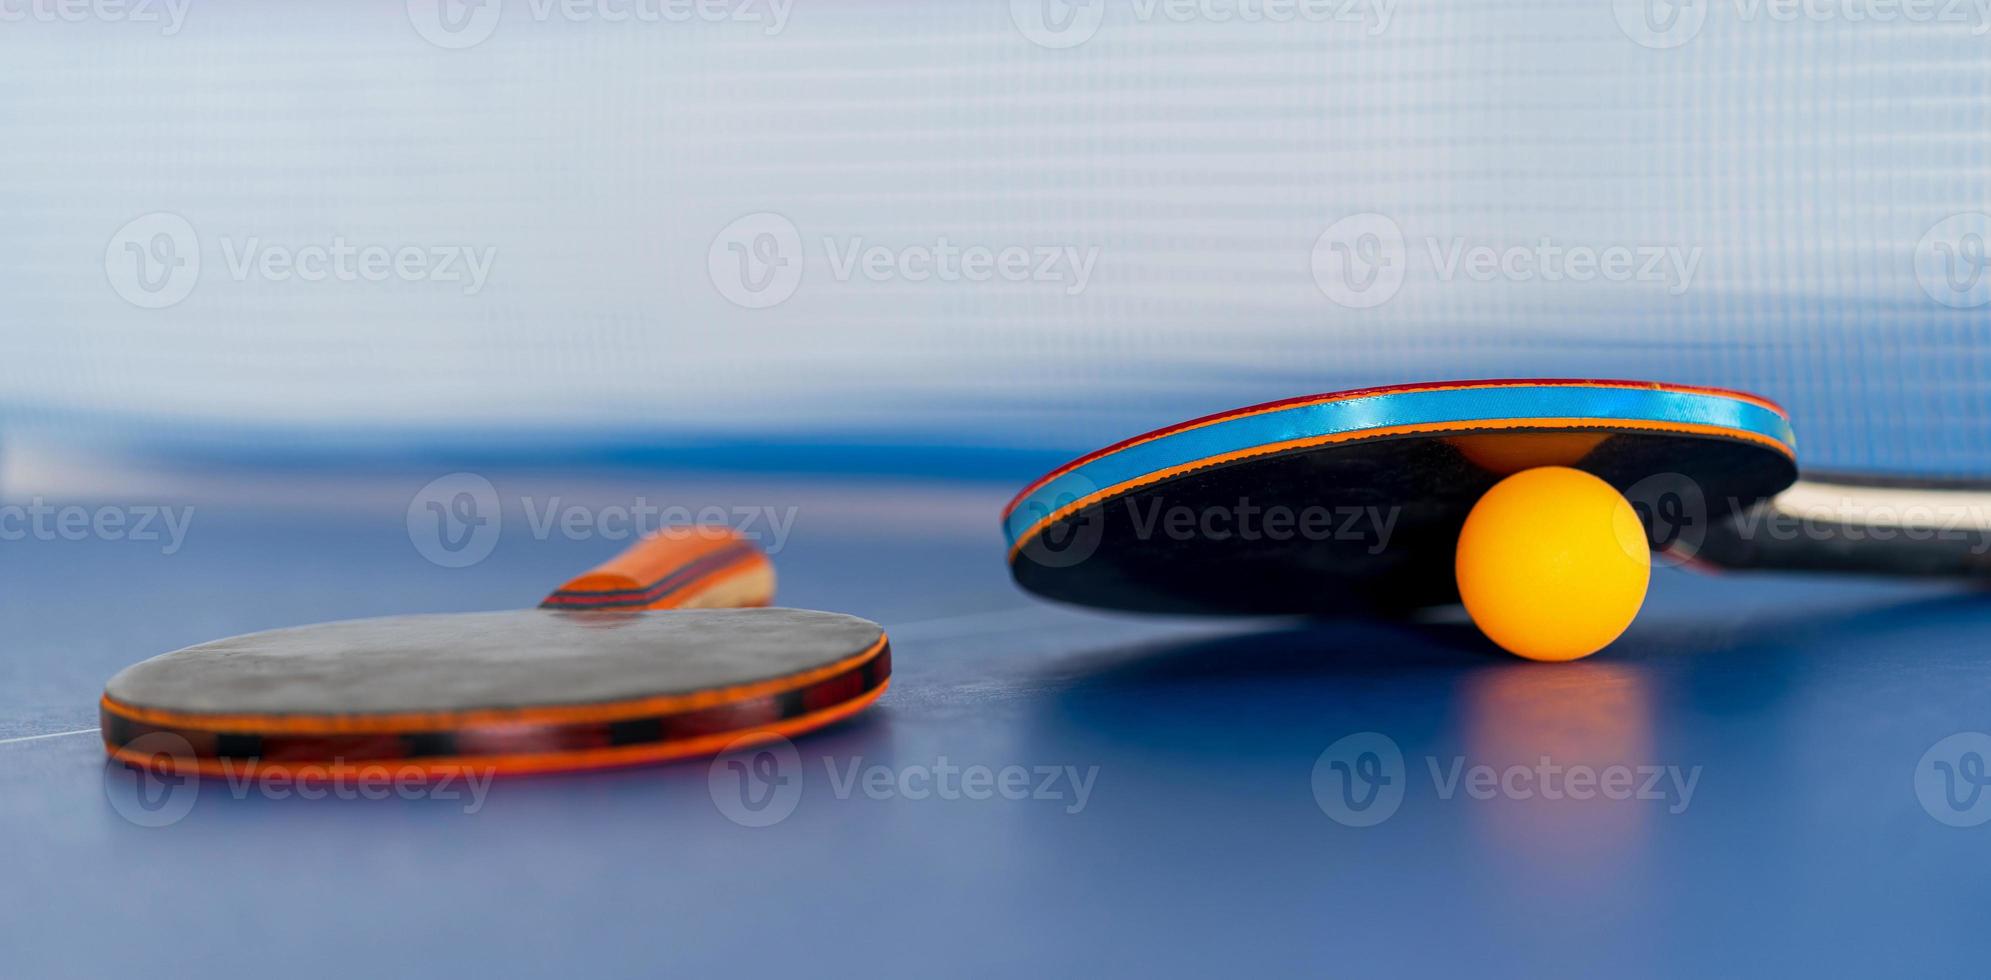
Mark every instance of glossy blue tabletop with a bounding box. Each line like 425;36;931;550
3;468;1989;978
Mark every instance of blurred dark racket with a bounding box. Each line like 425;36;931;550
102;528;889;779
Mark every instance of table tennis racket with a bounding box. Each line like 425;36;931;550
102;527;890;779
1003;378;1991;617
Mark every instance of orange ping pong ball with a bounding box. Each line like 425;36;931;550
1454;466;1651;662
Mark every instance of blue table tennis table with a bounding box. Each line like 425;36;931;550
3;465;1989;977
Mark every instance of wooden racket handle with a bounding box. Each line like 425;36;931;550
540;526;775;611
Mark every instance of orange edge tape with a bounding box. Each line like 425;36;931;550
104;682;888;780
101;635;889;735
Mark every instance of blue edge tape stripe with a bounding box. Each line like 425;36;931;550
1003;384;1797;547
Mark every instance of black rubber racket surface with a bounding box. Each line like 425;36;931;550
102;529;890;778
1003;379;1799;615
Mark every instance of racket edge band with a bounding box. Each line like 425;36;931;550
1007;417;1796;563
102;641;890;778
